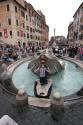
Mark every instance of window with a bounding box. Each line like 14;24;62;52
8;18;11;25
0;32;2;37
30;35;32;39
30;27;32;32
29;9;30;15
10;31;12;37
79;34;83;40
26;26;29;30
21;11;25;18
15;6;17;12
82;8;83;12
32;12;34;16
27;34;29;38
80;17;83;23
33;29;34;32
29;17;31;22
23;42;26;48
79;25;83;31
35;14;36;17
7;4;10;11
17;31;19;36
16;19;18;26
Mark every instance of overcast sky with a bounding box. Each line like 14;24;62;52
27;0;82;39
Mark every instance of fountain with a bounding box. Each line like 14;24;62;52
28;53;65;98
1;49;83;106
28;53;64;75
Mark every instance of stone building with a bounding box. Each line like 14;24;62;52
67;22;74;46
68;2;83;46
0;0;49;47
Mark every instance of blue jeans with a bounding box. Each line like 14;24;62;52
40;77;47;85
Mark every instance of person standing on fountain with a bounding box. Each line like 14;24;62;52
39;65;49;85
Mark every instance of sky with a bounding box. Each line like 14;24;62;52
27;0;82;39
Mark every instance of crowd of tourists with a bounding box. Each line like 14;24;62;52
52;45;83;60
67;46;78;58
0;43;83;62
67;46;83;60
0;43;45;62
0;44;18;61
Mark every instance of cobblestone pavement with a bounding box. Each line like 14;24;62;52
0;61;83;125
0;82;83;125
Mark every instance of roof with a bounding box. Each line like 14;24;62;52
0;0;26;10
14;0;26;10
73;2;83;17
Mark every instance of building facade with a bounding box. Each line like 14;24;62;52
0;0;49;47
67;22;74;46
68;2;83;46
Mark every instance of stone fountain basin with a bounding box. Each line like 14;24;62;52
0;56;83;107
